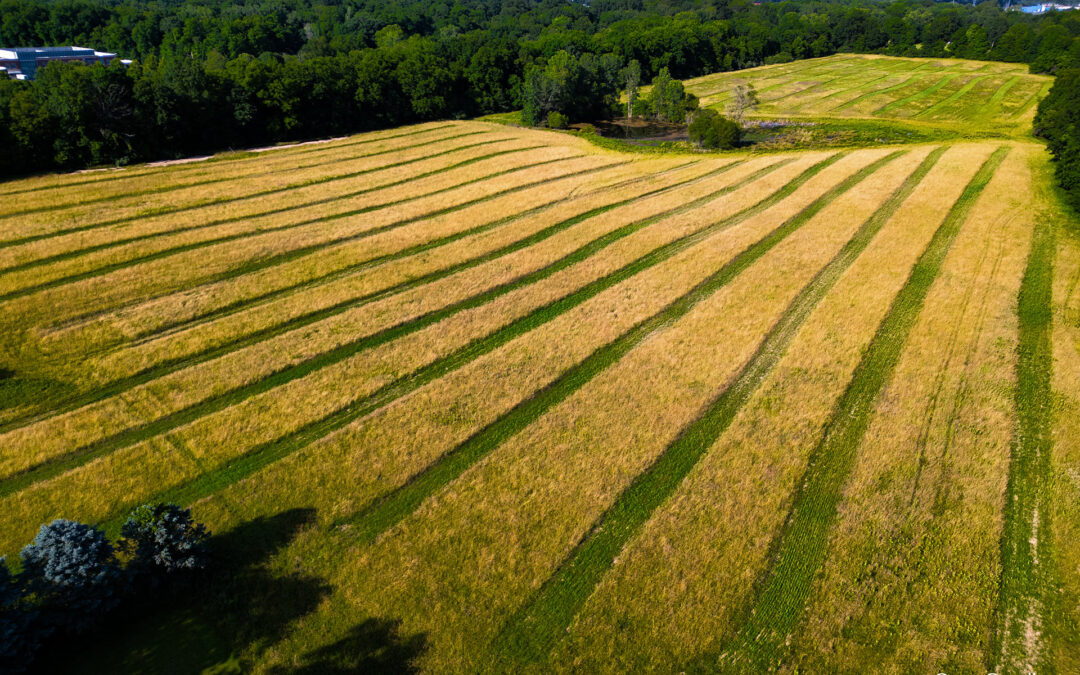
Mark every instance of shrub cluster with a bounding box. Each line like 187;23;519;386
0;504;209;673
688;108;742;150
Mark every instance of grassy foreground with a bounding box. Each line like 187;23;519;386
0;55;1078;674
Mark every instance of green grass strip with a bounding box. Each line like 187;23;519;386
875;73;960;115
349;148;918;546
86;153;847;536
489;148;924;665
915;75;989;119
982;76;1021;113
1009;81;1053;121
1;157;785;498
988;175;1055;672
712;146;1009;673
827;64;935;113
0;142;542;276
0;160;708;434
0;154;615;303
120;162;708;347
0;123;457;200
1;127;479;220
0;129;489;250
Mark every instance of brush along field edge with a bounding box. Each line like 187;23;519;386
0;158;759;487
709;145;1010;672
489;146;940;666
0;153;834;552
1049;211;1080;674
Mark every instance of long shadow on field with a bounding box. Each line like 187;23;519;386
0;367;74;412
269;619;428;674
33;508;330;675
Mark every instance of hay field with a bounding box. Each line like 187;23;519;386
684;53;1052;136
1;63;1078;674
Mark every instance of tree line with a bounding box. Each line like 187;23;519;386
4;0;1080;178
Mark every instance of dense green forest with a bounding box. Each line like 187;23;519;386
3;0;1080;180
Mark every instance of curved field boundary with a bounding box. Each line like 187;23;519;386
714;146;1009;673
344;149;912;548
0;124;456;199
915;75;990;119
83;154;849;537
490;148;936;665
0;143;546;276
0;158;795;497
875;73;960;115
0;156;622;304
0;160;717;435
828;69;933;113
0;126;481;220
990;184;1056;673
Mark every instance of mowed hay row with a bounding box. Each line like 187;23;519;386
543;144;994;672
0;156;764;476
784;146;1031;673
1051;228;1080;675
0;142;594;299
0;153;625;324
683;54;1048;132
245;148;910;673
0;134;561;273
39;156;705;358
0;124;488;234
0;121;455;202
0;151;838;552
137;154;837;534
0;122;459;216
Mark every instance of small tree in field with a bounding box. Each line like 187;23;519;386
20;520;124;634
726;82;759;126
120;503;210;579
622;59;641;119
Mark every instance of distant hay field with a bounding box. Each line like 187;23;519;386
684;53;1052;136
0;84;1077;673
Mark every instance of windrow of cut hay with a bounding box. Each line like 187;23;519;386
0;121;456;202
278;148;907;673
0;152;831;553
786;145;1033;673
0;158;751;477
0;152;622;307
717;145;1010;672
0;124;483;232
539;144;994;672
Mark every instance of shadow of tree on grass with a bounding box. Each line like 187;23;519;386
270;619;428;674
33;508;331;674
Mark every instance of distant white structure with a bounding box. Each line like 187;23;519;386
0;46;119;80
1017;3;1077;13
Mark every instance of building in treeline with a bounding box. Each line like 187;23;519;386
0;46;120;80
